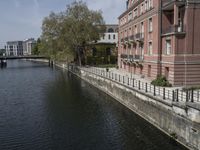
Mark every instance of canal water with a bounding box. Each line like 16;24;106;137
0;60;187;150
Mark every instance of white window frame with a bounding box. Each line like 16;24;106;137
166;40;172;55
128;12;132;21
149;18;153;32
141;3;144;14
148;41;153;55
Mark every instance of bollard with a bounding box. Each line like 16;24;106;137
176;89;179;102
191;89;194;102
154;85;156;96
133;79;135;87
172;90;175;102
128;78;129;85
186;91;189;102
139;81;141;90
145;83;148;92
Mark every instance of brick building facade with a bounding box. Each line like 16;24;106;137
118;0;200;86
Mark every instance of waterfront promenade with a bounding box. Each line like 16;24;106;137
68;64;200;150
81;66;200;104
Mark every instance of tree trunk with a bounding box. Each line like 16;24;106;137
76;46;82;66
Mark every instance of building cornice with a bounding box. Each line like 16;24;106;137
118;0;145;19
119;8;159;30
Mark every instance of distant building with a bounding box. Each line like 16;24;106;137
86;25;119;65
98;24;118;44
5;38;36;56
23;38;36;55
5;41;23;56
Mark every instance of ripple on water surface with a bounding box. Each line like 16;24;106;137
0;60;188;150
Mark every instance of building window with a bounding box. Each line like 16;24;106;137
166;40;171;55
135;25;137;34
113;34;116;39
108;34;111;40
108;28;114;33
149;0;153;8
102;34;105;39
141;3;144;14
148;41;153;55
149;18;153;32
133;8;138;18
145;1;147;11
128;12;132;21
129;28;132;36
141;22;144;38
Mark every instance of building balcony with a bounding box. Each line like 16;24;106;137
135;33;144;42
121;54;128;59
123;37;129;44
162;0;186;10
162;25;185;35
121;54;143;62
128;35;135;43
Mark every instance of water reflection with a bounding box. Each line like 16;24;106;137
0;60;187;150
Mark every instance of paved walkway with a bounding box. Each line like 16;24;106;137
90;67;180;90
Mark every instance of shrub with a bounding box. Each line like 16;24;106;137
110;55;117;64
151;75;172;87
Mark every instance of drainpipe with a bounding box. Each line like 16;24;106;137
159;0;163;76
184;1;189;87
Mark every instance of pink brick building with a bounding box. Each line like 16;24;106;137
118;0;200;86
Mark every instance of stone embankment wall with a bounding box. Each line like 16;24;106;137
68;66;200;150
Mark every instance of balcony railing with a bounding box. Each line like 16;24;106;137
121;54;128;59
135;33;144;42
124;37;129;42
121;54;143;62
129;35;135;42
162;25;185;35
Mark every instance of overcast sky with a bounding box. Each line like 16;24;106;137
0;0;125;48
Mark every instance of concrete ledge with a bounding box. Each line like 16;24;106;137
75;68;200;150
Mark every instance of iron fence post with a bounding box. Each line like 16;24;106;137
186;91;189;102
145;83;148;92
139;81;141;90
191;89;194;102
172;90;175;102
163;88;165;100
176;89;179;102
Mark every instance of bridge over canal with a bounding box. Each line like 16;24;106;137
0;55;52;67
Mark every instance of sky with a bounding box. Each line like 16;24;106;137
0;0;126;48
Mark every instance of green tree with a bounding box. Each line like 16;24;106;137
32;38;41;55
40;1;105;65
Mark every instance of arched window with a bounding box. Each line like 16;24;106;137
108;28;114;33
